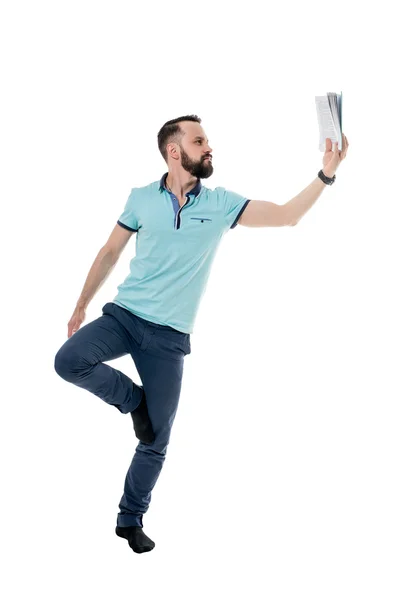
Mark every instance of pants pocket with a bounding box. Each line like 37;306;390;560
146;330;190;360
140;327;155;352
184;334;191;355
102;302;145;347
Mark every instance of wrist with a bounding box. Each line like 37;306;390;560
318;169;336;185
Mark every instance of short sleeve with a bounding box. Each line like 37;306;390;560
117;188;139;232
219;188;251;230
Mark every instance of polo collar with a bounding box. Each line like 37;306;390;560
159;172;202;197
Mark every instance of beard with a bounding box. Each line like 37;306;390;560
180;146;213;179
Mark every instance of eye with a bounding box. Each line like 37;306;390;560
196;140;202;144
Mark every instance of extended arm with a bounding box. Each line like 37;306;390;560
238;175;328;227
238;134;349;228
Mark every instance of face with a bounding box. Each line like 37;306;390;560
169;121;214;179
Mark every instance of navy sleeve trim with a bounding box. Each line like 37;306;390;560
117;220;138;232
230;199;251;229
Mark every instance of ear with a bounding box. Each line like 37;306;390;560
167;142;180;161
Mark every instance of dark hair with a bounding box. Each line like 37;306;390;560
157;114;202;163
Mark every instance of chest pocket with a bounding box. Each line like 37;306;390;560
190;217;213;223
184;213;225;250
186;212;225;232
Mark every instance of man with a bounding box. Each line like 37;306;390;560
54;115;349;554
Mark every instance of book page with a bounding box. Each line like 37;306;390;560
315;93;342;151
328;92;342;151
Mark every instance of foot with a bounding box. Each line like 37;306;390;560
115;525;155;553
130;387;155;444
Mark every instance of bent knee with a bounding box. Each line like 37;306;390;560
54;347;85;380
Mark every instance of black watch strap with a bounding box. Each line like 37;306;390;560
318;169;336;185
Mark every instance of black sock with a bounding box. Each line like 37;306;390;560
115;525;155;553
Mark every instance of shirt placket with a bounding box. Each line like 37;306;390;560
167;191;191;230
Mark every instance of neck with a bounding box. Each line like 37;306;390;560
165;171;198;198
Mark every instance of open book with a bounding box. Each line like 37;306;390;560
315;91;343;152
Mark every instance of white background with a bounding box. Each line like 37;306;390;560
1;1;399;598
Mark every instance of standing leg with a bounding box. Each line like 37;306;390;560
116;350;185;528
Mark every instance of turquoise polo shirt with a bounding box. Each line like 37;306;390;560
112;172;251;333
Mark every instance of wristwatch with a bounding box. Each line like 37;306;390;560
318;169;336;185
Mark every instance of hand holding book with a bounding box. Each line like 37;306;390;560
322;133;349;178
315;91;349;177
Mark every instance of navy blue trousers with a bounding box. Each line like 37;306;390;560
54;302;191;528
